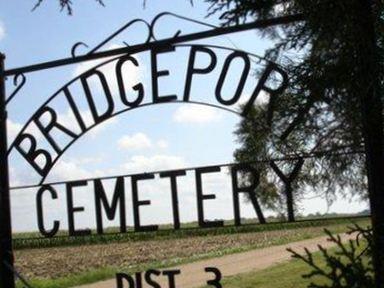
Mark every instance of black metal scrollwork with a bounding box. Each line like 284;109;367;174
70;18;152;57
6;73;26;105
148;12;217;41
69;12;217;57
71;42;89;58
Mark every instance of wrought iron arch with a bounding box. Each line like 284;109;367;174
8;44;286;186
0;12;305;288
39;100;243;184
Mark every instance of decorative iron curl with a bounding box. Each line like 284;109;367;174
89;18;152;54
71;42;89;58
70;18;151;57
69;12;217;58
6;73;26;105
148;12;217;41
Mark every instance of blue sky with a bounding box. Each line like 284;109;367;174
0;0;368;232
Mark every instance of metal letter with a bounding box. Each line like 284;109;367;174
33;106;78;154
94;177;127;234
151;46;177;103
145;269;161;288
64;87;87;133
195;166;224;228
159;170;186;230
215;51;250;106
14;133;53;177
116;55;145;108
116;273;135;288
36;185;60;238
184;46;217;102
231;164;265;225
162;270;181;288
131;174;158;232
242;63;288;119
66;180;91;236
81;69;114;123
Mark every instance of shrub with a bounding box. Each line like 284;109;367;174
287;224;374;287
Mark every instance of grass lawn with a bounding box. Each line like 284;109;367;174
208;240;370;288
207;256;328;288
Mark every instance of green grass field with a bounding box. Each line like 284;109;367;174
206;255;329;288
14;217;370;288
13;215;369;250
208;242;369;288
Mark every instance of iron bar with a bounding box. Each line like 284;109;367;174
2;259;33;288
0;54;15;288
2;14;304;77
9;148;364;191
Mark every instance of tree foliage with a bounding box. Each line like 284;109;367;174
211;0;384;208
32;0;105;15
288;225;374;287
32;0;195;14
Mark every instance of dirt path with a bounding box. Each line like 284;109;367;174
75;233;354;288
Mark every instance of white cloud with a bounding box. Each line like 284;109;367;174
118;133;152;150
274;3;292;16
6;119;44;146
118;134;169;151
122;154;186;174
157;140;168;149
46;160;93;182
235;91;270;113
173;105;222;124
69;156;104;165
10;158;96;185
255;91;270;106
7;119;22;143
9;165;36;187
86;114;118;138
0;21;5;41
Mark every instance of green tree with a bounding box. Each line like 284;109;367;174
233;91;367;222
207;0;384;285
219;0;380;223
234;104;306;222
212;0;381;218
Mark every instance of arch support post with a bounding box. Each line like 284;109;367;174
355;1;384;287
0;53;15;288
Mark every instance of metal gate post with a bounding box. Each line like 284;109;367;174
0;53;15;288
356;1;384;287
